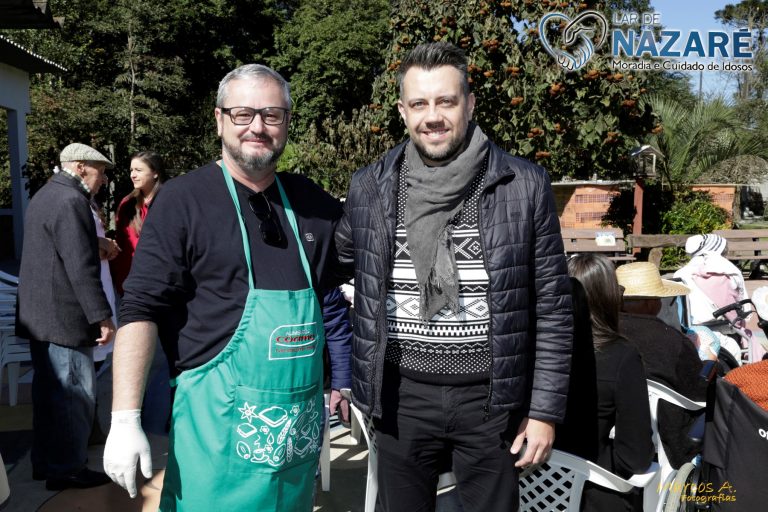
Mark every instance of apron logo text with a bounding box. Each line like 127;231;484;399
269;323;319;360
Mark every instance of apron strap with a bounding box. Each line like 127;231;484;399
219;163;314;289
274;176;313;286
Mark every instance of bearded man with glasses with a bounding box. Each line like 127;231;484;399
103;64;348;511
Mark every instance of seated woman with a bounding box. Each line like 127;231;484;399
553;277;599;463
567;254;654;512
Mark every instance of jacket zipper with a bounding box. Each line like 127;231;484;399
362;171;394;419
478;178;493;421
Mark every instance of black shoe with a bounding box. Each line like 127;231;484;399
32;470;47;481
45;468;112;491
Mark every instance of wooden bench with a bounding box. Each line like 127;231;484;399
626;230;768;276
714;229;768;278
561;227;634;262
625;234;690;268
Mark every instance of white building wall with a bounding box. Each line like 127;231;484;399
0;62;31;258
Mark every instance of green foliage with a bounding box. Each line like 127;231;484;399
283;107;395;197
716;0;768;29
715;1;768;126
0;167;10;210
661;191;730;234
645;95;767;192
368;0;656;181
659;191;730;268
603;182;674;235
604;185;732;268
270;0;390;134
1;0;289;198
11;0;757;218
0;109;8;209
644;72;697;108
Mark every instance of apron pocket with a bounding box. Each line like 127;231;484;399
229;383;321;474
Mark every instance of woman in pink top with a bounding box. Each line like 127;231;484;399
110;151;165;295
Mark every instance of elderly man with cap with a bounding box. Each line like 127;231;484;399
615;262;712;470
16;142;116;490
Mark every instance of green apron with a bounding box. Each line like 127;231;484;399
159;166;325;511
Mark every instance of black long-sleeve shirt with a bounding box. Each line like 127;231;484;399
620;312;707;468
583;339;655;512
119;162;343;375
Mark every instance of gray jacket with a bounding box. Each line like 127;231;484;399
336;140;573;420
17;173;112;347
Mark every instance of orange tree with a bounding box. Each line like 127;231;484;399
368;0;658;181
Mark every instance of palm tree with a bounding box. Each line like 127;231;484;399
643;95;766;194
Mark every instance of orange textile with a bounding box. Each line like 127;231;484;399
724;360;768;412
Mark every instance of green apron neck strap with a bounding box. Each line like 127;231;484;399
221;163;255;288
219;163;314;289
273;175;313;285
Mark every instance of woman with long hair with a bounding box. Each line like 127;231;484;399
110;150;170;434
567;253;654;512
110;151;165;295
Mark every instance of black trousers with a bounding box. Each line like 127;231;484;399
373;368;522;512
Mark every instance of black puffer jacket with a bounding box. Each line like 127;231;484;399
336;140;573;421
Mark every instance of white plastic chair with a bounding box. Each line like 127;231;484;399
349;409;362;445
0;449;9;509
645;379;706;512
0;270;18;289
350;403;456;512
319;392;331;491
351;404;658;512
519;449;660;512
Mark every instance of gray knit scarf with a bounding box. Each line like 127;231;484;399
404;122;488;322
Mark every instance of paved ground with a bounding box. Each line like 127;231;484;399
3;274;767;511
0;381;371;512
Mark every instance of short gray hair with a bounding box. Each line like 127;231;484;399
397;42;470;98
216;64;292;109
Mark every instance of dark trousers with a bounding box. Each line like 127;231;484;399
30;340;96;478
373;368;522;512
141;338;171;434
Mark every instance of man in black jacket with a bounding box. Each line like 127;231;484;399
335;42;573;512
17;143;116;490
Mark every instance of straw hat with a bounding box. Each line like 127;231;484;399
615;262;690;298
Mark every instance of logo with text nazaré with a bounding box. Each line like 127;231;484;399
269;323;318;360
539;10;608;71
540;9;754;73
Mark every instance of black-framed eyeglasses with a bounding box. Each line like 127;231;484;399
248;193;283;245
220;106;289;126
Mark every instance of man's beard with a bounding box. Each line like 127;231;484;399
223;137;286;175
411;131;466;165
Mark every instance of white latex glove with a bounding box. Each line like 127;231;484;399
103;409;152;498
340;283;355;306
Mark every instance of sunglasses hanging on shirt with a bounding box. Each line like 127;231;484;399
248;192;283;245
